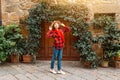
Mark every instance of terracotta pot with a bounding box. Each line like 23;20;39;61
114;56;120;61
109;61;115;67
11;55;19;63
22;55;31;63
83;62;90;68
101;60;109;68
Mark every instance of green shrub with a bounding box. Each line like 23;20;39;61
0;24;23;62
5;24;23;55
0;26;11;62
95;16;120;61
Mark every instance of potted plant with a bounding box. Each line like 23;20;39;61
73;31;100;68
0;26;11;63
5;24;23;63
101;51;116;67
114;50;120;61
9;41;23;63
114;50;120;68
10;45;20;63
22;52;32;63
97;16;120;67
81;51;99;68
0;39;11;63
19;39;35;63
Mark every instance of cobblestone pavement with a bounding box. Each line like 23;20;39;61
0;61;120;80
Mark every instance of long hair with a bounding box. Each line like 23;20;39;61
50;21;61;30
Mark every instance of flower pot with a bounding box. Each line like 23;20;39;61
101;60;109;68
11;55;19;63
114;56;120;61
109;61;115;67
83;62;90;68
22;55;32;63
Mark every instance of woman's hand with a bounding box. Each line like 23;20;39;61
60;23;65;27
49;26;52;30
49;21;55;30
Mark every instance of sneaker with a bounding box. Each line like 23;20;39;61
50;69;57;74
57;70;66;75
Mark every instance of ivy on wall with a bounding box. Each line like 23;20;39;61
27;2;98;68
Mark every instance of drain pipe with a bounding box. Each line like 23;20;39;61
0;0;2;26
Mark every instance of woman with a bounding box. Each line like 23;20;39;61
46;21;71;74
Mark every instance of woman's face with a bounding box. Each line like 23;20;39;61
54;23;59;29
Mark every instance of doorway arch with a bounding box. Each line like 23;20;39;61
27;2;89;61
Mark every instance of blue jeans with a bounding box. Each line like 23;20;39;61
50;47;63;70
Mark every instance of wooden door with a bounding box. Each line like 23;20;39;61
37;21;80;61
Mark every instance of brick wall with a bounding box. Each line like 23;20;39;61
1;0;120;27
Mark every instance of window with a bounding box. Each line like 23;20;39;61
94;13;115;20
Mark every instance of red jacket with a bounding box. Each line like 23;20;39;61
46;26;71;49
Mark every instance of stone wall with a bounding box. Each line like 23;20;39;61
1;0;37;25
1;0;120;56
1;0;120;26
